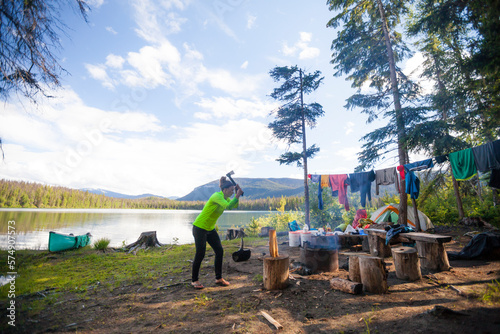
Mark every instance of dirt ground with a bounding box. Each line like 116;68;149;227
10;226;500;333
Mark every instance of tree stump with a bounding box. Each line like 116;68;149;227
391;246;421;281
368;234;392;258
300;246;338;273
330;277;363;295
125;231;163;253
263;255;289;290
359;256;388;294
415;241;450;271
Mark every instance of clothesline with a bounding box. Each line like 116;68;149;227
308;139;500;210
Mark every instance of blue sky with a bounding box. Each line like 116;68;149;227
0;0;424;198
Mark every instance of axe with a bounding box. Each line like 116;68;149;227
226;170;244;196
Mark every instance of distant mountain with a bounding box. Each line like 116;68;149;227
177;178;304;201
80;188;167;200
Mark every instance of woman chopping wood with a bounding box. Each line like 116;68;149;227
191;176;244;289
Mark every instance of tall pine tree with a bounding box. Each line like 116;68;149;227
327;0;421;224
268;66;324;227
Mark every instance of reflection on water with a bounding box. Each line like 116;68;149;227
0;209;270;250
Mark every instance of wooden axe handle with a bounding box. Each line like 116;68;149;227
226;174;244;196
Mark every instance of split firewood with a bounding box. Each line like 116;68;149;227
260;310;283;330
269;230;279;257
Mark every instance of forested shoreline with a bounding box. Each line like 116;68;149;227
0;179;304;211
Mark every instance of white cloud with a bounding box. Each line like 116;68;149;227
241;60;249;69
282;32;320;60
194;96;276;119
0;89;277;197
84;63;114;89
403;51;434;94
126;43;180;88
105;54;125;69
87;0;105;8
344;121;355;135
247;14;257;29
105;26;118;35
132;0;188;42
335;146;359;161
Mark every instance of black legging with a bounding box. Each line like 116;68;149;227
192;225;224;282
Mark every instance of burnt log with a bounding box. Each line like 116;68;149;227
300;246;339;274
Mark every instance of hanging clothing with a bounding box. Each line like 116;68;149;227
434;154;449;164
489;169;500;189
329;174;350;211
397;165;405;180
309;175;322;209
472;140;500;172
317;183;324;210
449;148;477;181
349;170;375;207
404;158;434;199
310;175;320;183
321;175;330;189
375;167;400;195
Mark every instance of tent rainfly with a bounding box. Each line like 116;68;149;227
370;204;434;231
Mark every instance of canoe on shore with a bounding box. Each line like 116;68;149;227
48;231;92;252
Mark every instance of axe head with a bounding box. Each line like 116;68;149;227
226;170;235;177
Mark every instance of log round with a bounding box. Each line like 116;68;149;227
299;246;339;273
359;256;388;294
415;241;451;271
391;246;422;281
263;255;289;290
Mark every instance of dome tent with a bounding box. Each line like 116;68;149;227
370;204;434;231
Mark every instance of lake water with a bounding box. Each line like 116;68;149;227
0;209;271;250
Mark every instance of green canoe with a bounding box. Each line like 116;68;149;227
48;231;92;252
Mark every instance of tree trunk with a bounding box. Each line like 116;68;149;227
263;255;289;290
330;278;363;295
411;198;421;232
300;69;310;228
450;169;465;220
391;246;421;281
376;0;407;227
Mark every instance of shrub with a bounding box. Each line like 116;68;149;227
93;238;111;251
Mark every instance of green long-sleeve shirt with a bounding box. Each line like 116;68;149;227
193;191;239;231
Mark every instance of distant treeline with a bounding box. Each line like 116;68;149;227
0;179;304;211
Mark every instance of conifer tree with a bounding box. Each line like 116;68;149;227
327;0;420;224
268;66;325;227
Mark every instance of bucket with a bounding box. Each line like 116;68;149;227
289;231;301;247
301;231;313;247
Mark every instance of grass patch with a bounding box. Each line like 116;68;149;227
0;237;267;300
93;237;111;251
481;280;500;304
